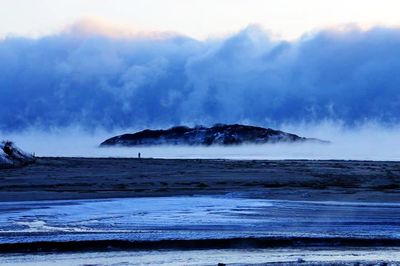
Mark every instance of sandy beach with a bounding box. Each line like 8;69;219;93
1;157;400;202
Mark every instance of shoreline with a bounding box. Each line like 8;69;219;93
1;157;400;202
2;159;400;264
2;247;400;266
2;236;400;253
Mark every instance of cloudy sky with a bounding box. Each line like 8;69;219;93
2;0;400;40
1;0;400;133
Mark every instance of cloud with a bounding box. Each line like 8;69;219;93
1;22;400;132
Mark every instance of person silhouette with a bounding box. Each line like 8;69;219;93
138;152;141;159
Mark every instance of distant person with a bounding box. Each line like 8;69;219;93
138;152;141;159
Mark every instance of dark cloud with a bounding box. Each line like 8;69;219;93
1;24;400;132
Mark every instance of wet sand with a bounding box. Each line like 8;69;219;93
1;247;400;266
1;157;400;202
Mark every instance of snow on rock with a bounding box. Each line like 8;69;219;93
100;124;328;147
0;141;36;168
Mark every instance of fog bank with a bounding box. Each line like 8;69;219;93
2;123;400;160
2;23;400;131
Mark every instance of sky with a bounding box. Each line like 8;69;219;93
2;0;400;40
2;0;400;157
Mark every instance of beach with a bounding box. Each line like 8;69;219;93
0;157;400;202
1;158;400;265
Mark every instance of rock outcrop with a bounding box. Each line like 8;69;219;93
0;141;36;168
100;124;327;147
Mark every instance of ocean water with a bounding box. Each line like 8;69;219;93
1;196;400;265
1;196;400;244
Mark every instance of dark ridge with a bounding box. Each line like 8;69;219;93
0;237;399;253
100;123;328;147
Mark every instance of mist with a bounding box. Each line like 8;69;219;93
2;122;400;160
2;22;400;132
2;22;400;159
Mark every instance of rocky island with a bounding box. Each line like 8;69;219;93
100;124;326;147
